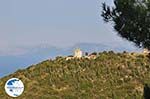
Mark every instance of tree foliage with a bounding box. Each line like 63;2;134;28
101;0;150;49
144;83;150;99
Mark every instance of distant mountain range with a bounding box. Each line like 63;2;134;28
0;43;141;78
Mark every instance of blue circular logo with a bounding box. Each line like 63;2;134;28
5;78;24;97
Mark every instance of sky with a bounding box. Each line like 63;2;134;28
0;0;138;56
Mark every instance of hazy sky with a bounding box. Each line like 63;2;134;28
0;0;137;55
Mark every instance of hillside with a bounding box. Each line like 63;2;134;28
0;42;138;78
0;51;150;99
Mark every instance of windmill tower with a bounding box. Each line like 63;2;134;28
74;48;82;58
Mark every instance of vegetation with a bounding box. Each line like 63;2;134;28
0;51;150;99
101;0;150;49
144;83;150;99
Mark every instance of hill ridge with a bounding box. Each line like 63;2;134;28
0;51;150;98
